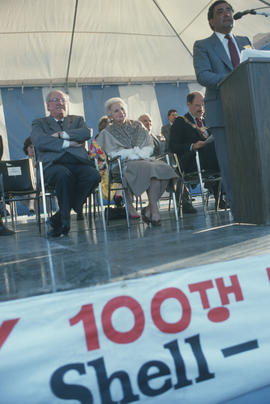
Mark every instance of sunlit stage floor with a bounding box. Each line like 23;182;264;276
1;195;270;303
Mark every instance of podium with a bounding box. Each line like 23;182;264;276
220;58;270;224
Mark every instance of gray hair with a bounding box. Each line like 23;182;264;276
104;97;127;116
138;113;151;121
46;90;69;104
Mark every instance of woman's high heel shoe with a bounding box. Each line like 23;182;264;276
141;207;151;224
150;219;161;226
129;213;140;219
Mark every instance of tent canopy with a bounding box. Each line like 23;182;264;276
1;0;270;87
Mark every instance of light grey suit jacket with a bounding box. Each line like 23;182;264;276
31;115;91;170
193;33;251;128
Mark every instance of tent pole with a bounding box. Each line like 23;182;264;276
151;0;193;57
65;0;79;93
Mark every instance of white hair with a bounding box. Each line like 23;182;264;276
46;90;69;104
138;113;151;121
104;97;127;116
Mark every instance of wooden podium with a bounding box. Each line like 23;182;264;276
220;58;270;224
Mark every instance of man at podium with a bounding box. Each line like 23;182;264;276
193;0;251;211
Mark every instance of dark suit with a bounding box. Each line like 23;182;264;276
0;135;3;161
193;33;251;209
170;113;219;173
161;124;171;151
31;115;100;226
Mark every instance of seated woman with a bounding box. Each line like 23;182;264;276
97;97;178;226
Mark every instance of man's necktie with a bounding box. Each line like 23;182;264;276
225;34;240;68
196;118;207;139
196;118;203;128
57;120;63;130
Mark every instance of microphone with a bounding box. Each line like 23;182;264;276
233;9;256;20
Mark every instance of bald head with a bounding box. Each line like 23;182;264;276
138;113;152;132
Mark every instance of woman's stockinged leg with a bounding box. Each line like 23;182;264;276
146;179;167;222
126;189;140;218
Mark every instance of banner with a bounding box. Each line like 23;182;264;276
1;254;270;403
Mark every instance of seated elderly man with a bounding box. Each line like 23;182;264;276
31;90;100;237
138;113;166;156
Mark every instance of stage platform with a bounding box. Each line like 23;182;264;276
1;196;270;303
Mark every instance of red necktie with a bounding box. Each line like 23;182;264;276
196;118;207;139
225;34;240;68
196;118;203;128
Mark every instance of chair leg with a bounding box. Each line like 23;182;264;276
107;174;112;226
178;181;185;218
171;190;179;222
39;162;49;236
122;188;130;228
0;175;8;225
97;183;106;231
88;194;92;226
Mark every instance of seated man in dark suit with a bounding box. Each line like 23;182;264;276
31;90;100;237
170;91;226;208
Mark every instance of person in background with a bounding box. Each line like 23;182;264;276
161;109;178;151
138;113;166;156
31;90;100;237
97;97;178;226
89;115;123;206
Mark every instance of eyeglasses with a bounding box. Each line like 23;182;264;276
48;97;67;103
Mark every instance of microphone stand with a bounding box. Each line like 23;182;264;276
255;10;270;16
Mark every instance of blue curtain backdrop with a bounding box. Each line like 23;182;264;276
2;87;45;159
155;82;190;124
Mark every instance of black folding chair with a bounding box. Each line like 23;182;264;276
172;152;222;216
0;158;42;232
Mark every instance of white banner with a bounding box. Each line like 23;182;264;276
1;254;270;403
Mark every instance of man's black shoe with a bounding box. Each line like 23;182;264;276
47;224;70;238
0;218;14;236
182;202;197;214
61;225;70;235
218;198;228;209
76;212;84;221
49;211;62;229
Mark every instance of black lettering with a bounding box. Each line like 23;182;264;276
87;357;139;403
50;363;93;404
164;339;192;389
185;334;215;382
137;360;172;397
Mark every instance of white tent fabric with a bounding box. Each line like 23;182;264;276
0;0;269;86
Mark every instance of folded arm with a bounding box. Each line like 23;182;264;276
31;117;90;152
109;146;154;160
